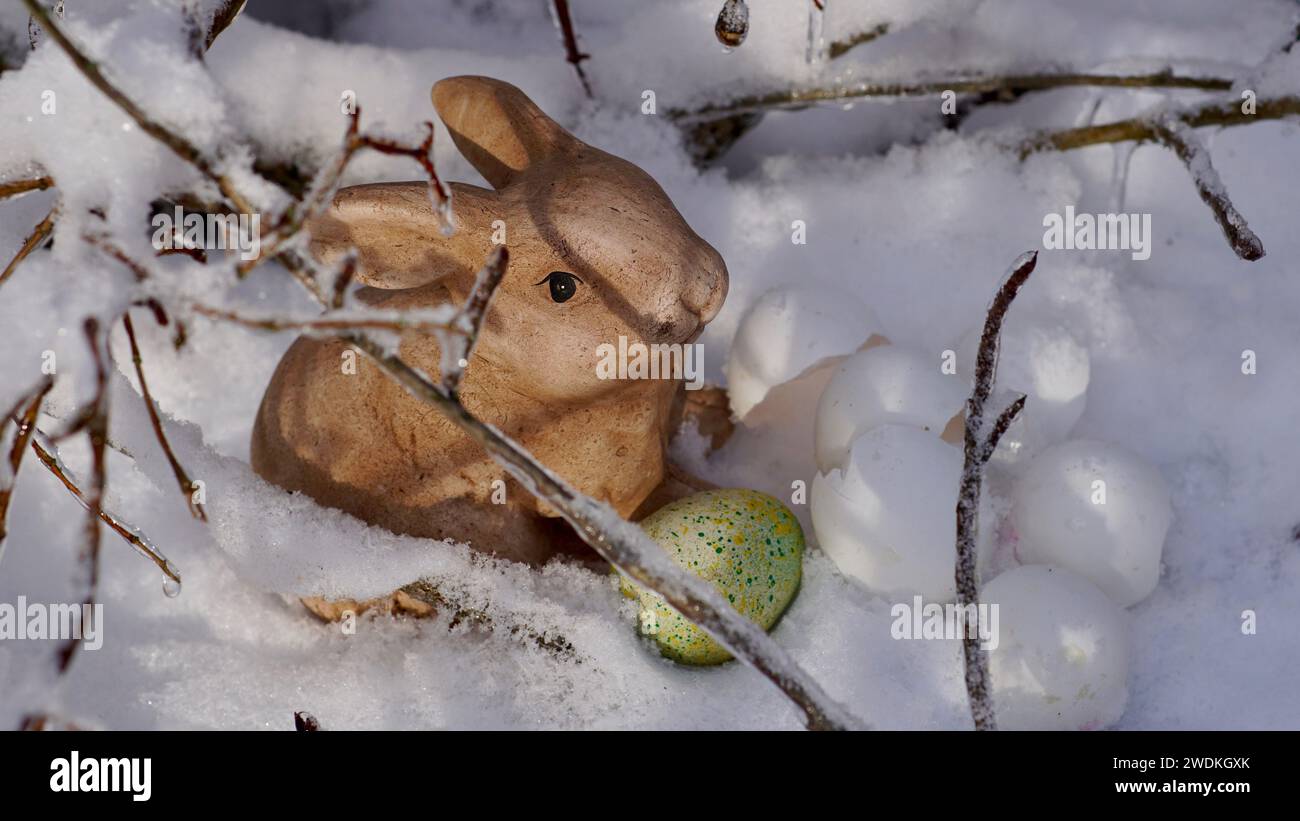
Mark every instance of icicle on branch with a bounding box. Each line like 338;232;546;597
440;245;508;396
956;250;1037;731
340;326;862;731
1150;116;1264;260
671;70;1234;122
122;312;208;521
548;0;593;97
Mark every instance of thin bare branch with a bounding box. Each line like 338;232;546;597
0;204;56;291
957;250;1038;732
122;312;207;522
1150;116;1264;260
549;0;593;97
0;176;53;201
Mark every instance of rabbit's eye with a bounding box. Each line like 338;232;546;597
542;271;580;303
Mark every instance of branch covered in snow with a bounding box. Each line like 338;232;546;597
828;22;889;59
22;0;255;214
956;250;1038;731
1150;116;1265;260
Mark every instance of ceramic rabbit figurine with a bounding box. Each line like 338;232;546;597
251;76;728;580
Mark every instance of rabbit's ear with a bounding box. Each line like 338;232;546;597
433;76;581;190
307;181;498;290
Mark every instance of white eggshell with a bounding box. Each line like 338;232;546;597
984;564;1130;730
811;424;992;602
726;285;883;420
954;319;1090;445
1012;439;1172;608
814;345;968;473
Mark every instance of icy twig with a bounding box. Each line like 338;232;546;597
672;70;1234;122
122;312;207;522
548;0;593;98
0;176;53;201
1151;116;1263;260
828;22;889;59
190;303;463;337
1020;95;1300;154
22;0;257;215
204;0;247;51
0;377;54;553
340;327;863;731
440;245;508;396
0;204;56;291
56;318;109;674
956;250;1037;732
26;427;181;595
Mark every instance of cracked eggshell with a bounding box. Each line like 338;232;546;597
984;564;1130;730
1011;439;1172;608
814;344;968;473
725;285;884;421
810;424;993;603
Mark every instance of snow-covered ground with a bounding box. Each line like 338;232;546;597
0;0;1297;729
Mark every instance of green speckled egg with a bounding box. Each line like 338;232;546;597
620;488;804;665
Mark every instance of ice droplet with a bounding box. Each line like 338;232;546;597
163;574;182;598
715;0;749;48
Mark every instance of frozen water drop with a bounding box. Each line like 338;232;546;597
163;575;182;598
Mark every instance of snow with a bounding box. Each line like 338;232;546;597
1;0;1298;729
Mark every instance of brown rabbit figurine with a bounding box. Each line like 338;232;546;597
251;77;729;593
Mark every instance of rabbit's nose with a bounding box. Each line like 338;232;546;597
680;260;727;325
